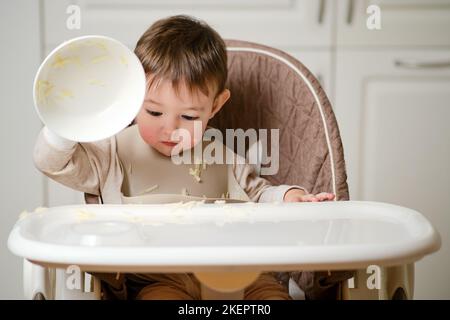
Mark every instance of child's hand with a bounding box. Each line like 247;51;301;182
283;188;335;202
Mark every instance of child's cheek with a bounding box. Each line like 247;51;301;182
138;124;159;146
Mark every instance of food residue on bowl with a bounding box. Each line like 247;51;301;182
36;80;54;102
59;89;74;98
88;78;106;87
51;54;80;68
91;55;109;64
120;55;128;67
84;39;109;52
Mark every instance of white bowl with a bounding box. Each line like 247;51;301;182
33;35;146;142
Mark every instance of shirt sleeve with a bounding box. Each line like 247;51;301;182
33;126;119;196
258;184;309;203
231;150;309;203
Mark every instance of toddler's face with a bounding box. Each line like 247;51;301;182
136;77;230;157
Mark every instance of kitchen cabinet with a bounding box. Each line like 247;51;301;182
336;0;450;47
44;0;335;49
335;49;450;299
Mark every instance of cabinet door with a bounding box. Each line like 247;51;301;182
44;0;335;50
337;0;450;47
335;50;450;299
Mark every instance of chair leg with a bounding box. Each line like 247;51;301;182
55;267;101;300
23;259;54;300
341;264;414;300
381;263;414;300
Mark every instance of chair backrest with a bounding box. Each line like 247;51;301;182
209;39;349;200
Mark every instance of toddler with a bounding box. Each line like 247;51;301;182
33;15;335;300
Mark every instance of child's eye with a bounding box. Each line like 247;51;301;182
182;115;199;121
146;110;162;117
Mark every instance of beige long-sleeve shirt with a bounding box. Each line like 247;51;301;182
33;126;306;204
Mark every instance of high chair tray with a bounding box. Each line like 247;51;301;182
8;201;440;273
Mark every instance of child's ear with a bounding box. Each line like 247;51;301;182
210;89;230;119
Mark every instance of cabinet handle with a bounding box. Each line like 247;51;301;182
318;0;326;24
394;59;450;69
346;0;354;25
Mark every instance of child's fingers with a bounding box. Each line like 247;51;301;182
297;194;315;202
316;192;335;201
286;192;336;203
326;193;335;200
315;193;326;200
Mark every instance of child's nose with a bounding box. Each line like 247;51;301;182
163;117;179;137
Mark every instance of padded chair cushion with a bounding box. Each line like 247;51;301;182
210;39;349;201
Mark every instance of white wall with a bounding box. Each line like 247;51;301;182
0;1;44;299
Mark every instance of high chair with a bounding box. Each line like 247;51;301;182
10;40;440;300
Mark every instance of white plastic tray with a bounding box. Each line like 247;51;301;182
8;201;441;273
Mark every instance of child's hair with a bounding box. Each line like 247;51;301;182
134;15;227;98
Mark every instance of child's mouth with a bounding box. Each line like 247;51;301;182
161;141;178;147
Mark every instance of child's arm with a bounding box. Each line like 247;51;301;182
33;126;119;196
232;150;308;202
232;151;334;203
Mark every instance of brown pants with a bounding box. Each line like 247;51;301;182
136;272;291;300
